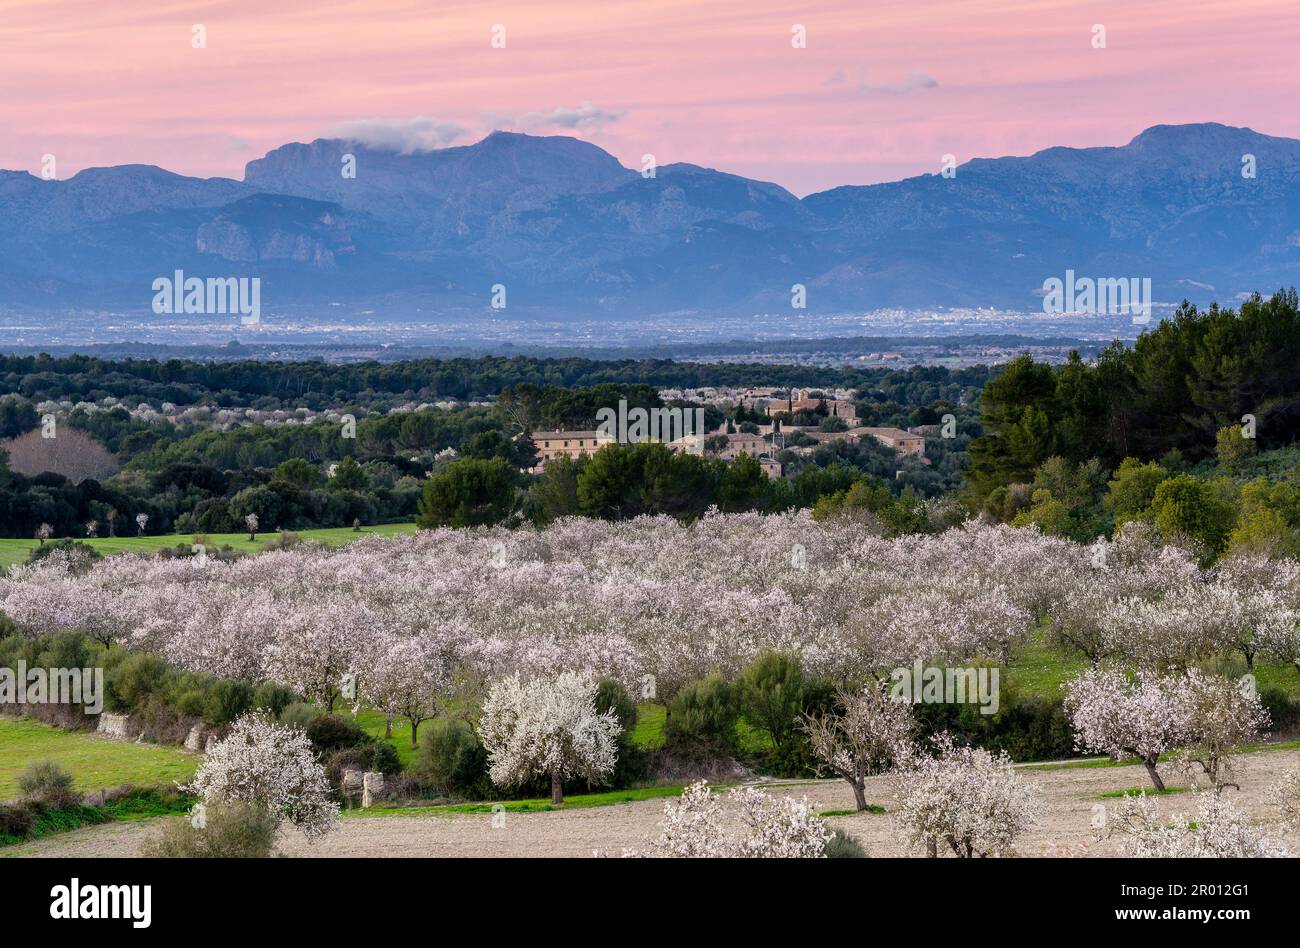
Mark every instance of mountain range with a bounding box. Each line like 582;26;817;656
2;123;1298;317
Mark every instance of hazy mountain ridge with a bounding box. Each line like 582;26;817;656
3;123;1298;315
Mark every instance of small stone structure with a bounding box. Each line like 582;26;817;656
342;769;364;800
361;771;384;809
97;713;140;741
184;724;205;751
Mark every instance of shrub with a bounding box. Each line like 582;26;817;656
824;829;868;858
204;679;254;727
17;760;79;809
1260;686;1300;735
664;674;739;758
416;717;493;801
104;652;171;714
0;802;38;840
253;682;297;719
26;539;101;565
305;714;369;753
140;801;278;858
738;651;805;766
595;678;651;789
278;702;317;732
634;781;831;858
911;681;1074;763
166;673;216;720
184;712;339;840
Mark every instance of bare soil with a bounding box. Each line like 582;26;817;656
10;747;1300;858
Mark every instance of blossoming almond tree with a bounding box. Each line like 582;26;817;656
802;683;914;812
1063;668;1190;792
1215;553;1300;673
1175;669;1270;793
1110;790;1289;858
633;781;832;858
892;733;1042;858
184;711;338;841
889;733;1040;858
363;633;453;747
478;671;621;805
1268;769;1300;832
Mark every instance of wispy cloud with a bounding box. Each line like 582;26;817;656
321;116;465;152
515;102;627;132
858;71;939;95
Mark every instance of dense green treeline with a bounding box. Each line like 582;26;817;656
970;290;1300;498
0;352;993;411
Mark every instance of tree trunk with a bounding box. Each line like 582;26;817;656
550;771;564;805
851;781;868;812
926;838;938;858
1143;758;1165;792
385;713;393;739
409;719;419;748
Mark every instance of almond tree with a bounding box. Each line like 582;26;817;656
1214;553;1300;673
1110;790;1289;858
801;683;914;811
1063;668;1189;791
184;711;338;841
632;781;832;858
363;634;452;747
1176;669;1270;793
1268;769;1300;832
266;598;383;712
892;732;1042;858
478;671;621;805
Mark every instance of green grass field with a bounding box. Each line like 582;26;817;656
0;717;197;801
0;522;417;568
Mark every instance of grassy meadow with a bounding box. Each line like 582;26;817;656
0;522;418;568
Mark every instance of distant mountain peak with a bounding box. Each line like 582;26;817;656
4;122;1300;316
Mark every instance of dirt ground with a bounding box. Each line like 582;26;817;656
10;747;1300;858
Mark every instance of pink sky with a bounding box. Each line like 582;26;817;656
2;0;1298;196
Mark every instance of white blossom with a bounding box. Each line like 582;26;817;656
478;671;621;804
183;711;338;841
632;781;832;858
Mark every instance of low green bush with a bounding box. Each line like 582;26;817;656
306;714;370;753
664;674;739;758
204;679;254;726
738;651;805;765
253;682;296;719
416;717;493;801
595;678;650;789
140;801;277;858
824;829;868;858
104;652;170;714
17;760;79;809
1260;686;1300;734
278;702;318;733
911;680;1074;762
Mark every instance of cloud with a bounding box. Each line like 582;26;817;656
857;71;939;95
822;70;847;86
321;116;465;153
518;102;626;132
